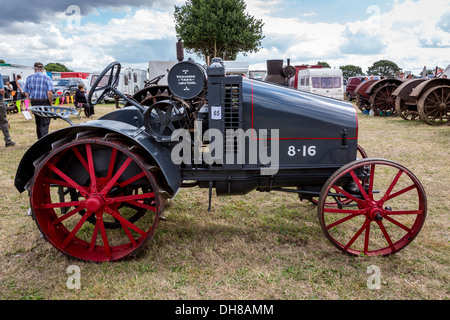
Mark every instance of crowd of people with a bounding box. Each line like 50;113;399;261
0;62;92;147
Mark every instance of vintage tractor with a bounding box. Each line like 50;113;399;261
393;79;429;121
354;78;404;116
354;79;379;113
405;78;450;126
15;59;427;262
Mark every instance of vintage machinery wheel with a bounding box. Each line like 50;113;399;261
355;94;369;112
29;137;162;261
370;84;398;117
395;97;419;121
417;85;450;126
318;158;427;256
144;99;188;142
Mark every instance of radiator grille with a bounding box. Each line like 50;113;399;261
224;83;241;154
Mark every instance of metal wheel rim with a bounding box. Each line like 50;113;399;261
30;138;161;261
318;159;427;256
418;85;450;126
370;84;398;117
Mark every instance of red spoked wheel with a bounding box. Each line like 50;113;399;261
30;138;162;261
318;159;427;256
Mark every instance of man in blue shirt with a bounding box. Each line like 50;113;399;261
0;73;16;147
24;62;54;139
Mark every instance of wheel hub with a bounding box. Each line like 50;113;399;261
366;203;384;221
439;103;446;110
85;194;105;213
161;116;170;125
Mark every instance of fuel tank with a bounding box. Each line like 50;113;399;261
240;77;358;168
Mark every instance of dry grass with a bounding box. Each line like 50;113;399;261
0;102;448;300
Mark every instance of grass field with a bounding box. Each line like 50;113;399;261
0;102;448;300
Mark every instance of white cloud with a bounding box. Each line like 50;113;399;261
0;0;449;76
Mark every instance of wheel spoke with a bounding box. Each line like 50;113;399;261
38;200;84;209
376;220;395;252
61;210;94;248
122;200;157;213
324;208;365;215
326;214;359;230
108;192;156;204
51;205;86;225
363;222;371;254
89;219;100;251
382;169;403;201
344;219;370;251
386;184;416;201
158;124;167;135
97;215;111;258
46;162;88;197
86;144;98;193
118;172;147;188
71;146;89;173
349;170;370;201
385;209;423;215
117;219;138;247
107;148;118;180
331;186;363;204
368;164;375;197
101;157;133;196
44;178;82;189
383;215;412;233
105;207;148;237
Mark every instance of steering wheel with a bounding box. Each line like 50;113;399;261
88;61;121;105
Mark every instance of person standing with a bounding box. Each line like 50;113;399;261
16;74;26;103
6;77;18;101
0;73;16;147
23;62;54;139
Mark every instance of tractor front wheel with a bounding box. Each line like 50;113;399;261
318;159;427;256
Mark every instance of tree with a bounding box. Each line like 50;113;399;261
0;59;5;64
44;63;72;72
367;60;401;78
340;65;363;79
174;0;264;63
317;61;330;68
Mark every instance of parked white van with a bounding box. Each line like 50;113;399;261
290;68;344;100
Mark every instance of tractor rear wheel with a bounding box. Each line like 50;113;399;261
418;85;450;126
370;84;398;117
30;137;162;261
395;97;419;121
318;159;427;256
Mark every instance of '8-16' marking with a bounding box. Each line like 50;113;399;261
288;146;317;157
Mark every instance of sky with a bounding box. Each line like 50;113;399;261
0;0;449;76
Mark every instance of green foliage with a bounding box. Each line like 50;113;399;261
367;60;401;77
44;63;73;72
317;61;330;68
0;59;5;64
340;65;363;79
174;0;264;63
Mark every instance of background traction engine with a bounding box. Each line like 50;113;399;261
14;59;427;262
